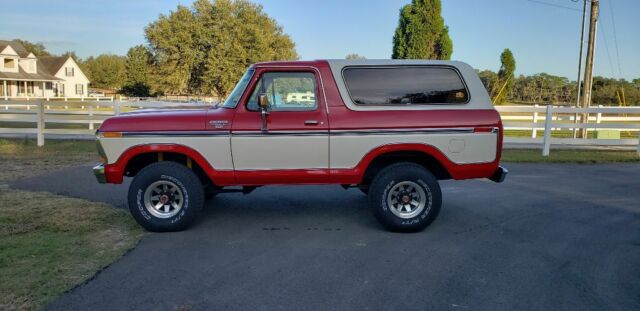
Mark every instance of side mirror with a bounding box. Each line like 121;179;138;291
258;94;269;110
258;94;269;132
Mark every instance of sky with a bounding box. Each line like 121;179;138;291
1;0;638;81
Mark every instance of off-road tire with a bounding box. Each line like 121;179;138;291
128;162;204;232
368;162;442;232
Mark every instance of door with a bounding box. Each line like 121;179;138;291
231;68;329;184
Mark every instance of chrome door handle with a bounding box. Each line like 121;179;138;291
304;120;319;125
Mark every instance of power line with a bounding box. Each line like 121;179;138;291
524;0;581;12
607;0;623;77
599;23;616;78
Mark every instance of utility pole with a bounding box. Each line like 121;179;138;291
580;0;599;138
573;0;588;138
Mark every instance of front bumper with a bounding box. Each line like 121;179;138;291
93;164;107;184
489;166;508;183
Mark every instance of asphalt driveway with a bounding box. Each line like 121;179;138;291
11;163;640;311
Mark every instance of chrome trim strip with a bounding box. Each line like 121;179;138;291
231;128;477;137
120;127;485;137
330;128;475;136
232;130;328;137
121;131;230;137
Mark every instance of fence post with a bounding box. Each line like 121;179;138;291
114;100;121;116
88;104;94;130
542;105;553;156
37;101;45;147
596;105;602;124
532;104;539;138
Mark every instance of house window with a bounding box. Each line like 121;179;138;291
65;67;74;77
4;58;16;69
28;60;35;72
45;82;53;90
75;84;83;95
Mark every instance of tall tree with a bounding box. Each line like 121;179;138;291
12;39;51;57
122;45;152;96
345;53;366;60
145;0;297;97
60;51;82;63
493;48;516;104
83;54;127;90
392;0;452;60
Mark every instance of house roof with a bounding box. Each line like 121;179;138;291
0;59;62;81
38;56;70;76
0;40;31;57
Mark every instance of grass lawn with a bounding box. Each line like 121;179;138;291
0;138;96;182
0;190;143;310
0;138;142;310
502;149;640;163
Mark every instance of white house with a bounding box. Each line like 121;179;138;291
0;40;90;99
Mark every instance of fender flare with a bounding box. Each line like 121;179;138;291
104;144;234;185
353;143;498;181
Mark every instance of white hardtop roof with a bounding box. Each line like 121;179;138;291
326;59;472;68
325;59;493;111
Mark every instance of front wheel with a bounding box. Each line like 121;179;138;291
368;163;442;232
128;162;204;232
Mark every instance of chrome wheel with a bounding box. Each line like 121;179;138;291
143;180;184;219
386;181;428;219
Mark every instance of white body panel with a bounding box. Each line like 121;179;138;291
231;134;328;170
101;136;234;170
330;132;498;168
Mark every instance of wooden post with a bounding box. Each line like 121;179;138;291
532;104;539;138
637;133;640;157
114;100;121;115
542;105;553;156
2;80;7;100
88;104;94;130
37;101;45;146
596;105;602;124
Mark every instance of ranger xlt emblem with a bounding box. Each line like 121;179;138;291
209;120;228;129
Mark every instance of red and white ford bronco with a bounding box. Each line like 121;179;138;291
94;60;507;232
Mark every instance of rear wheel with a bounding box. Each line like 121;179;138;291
128;162;204;232
368;162;442;232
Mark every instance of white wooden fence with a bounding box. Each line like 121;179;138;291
0;99;638;156
0;99;208;146
496;105;640;155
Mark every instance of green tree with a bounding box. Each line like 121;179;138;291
345;53;366;60
84;54;126;90
145;0;297;97
493;48;516;104
60;51;82;63
122;45;152;96
12;39;50;57
477;70;498;95
391;0;452;60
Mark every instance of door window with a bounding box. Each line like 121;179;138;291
247;72;317;111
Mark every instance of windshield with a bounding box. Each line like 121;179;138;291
221;69;255;108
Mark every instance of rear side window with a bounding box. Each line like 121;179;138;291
342;66;469;105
